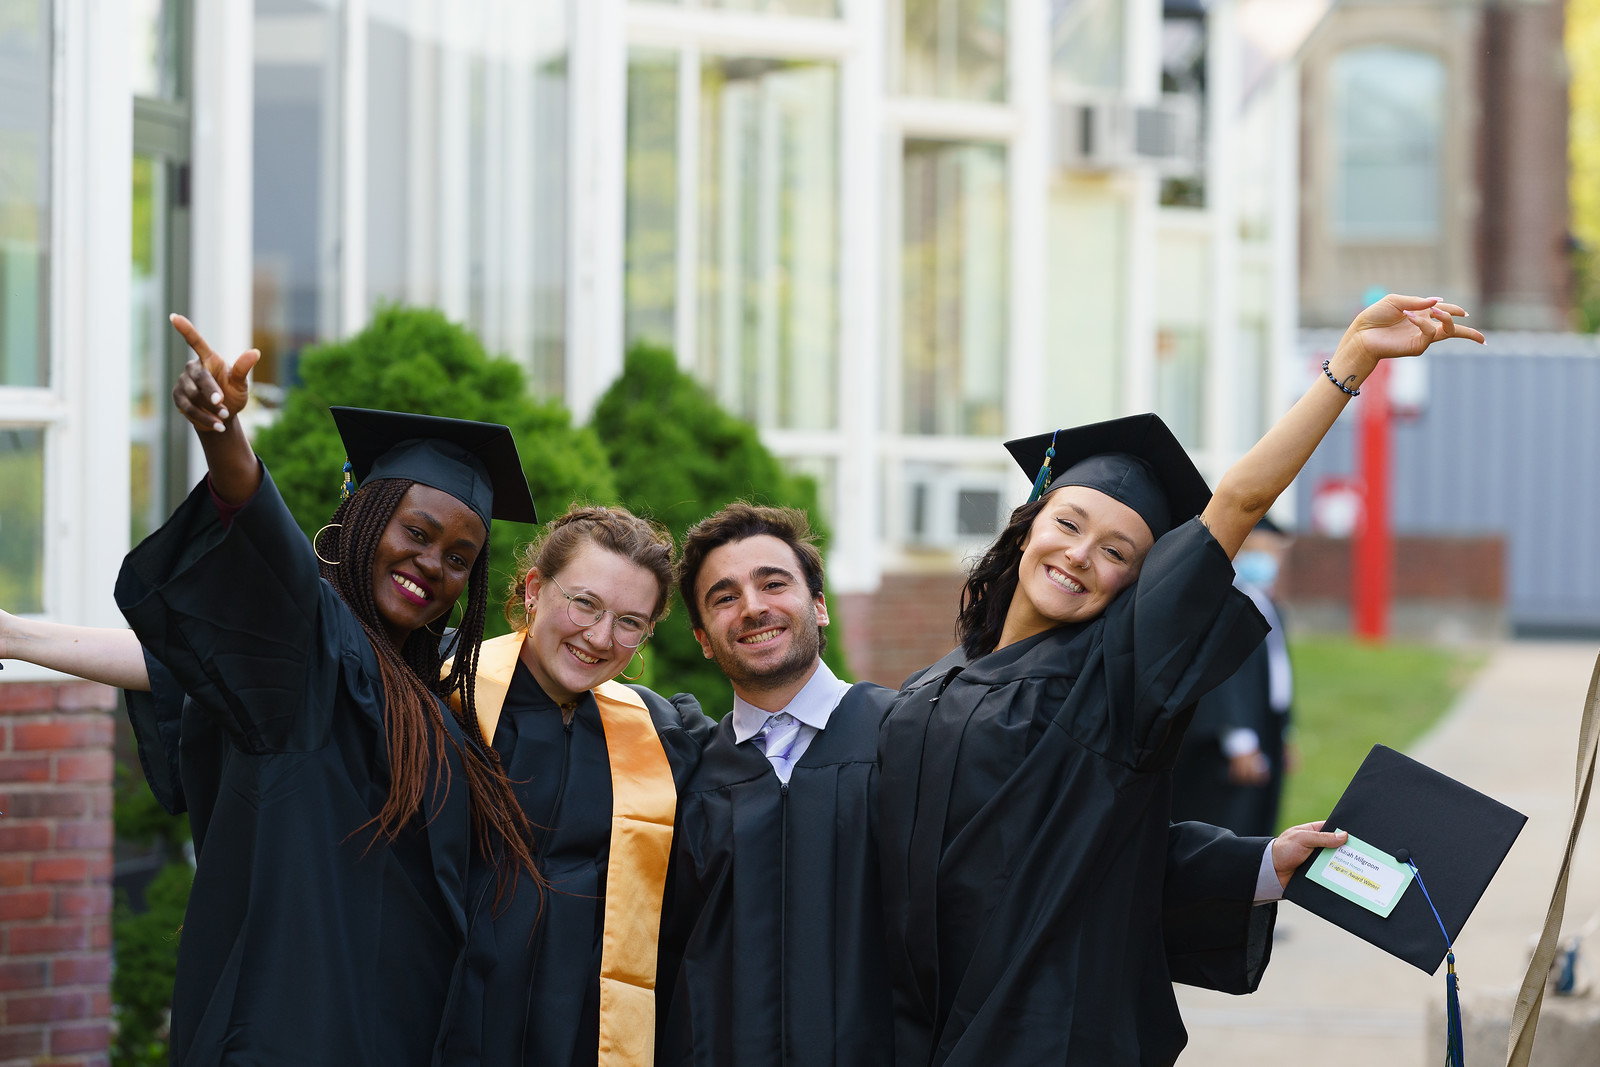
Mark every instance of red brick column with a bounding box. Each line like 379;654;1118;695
0;681;116;1066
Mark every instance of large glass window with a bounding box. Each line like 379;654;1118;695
897;0;1007;102
130;0;184;100
698;58;839;432
1154;228;1208;448
901;140;1007;436
0;428;45;614
253;0;343;399
0;0;51;389
1046;178;1123;424
366;0;570;398
625;48;680;353
1052;0;1124;93
1332;46;1444;241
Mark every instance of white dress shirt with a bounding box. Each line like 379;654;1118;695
729;660;851;784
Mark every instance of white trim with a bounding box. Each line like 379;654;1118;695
340;0;369;336
625;4;853;58
1269;62;1302;524
884;97;1019;141
1006;0;1047;437
673;43;700;373
1204;0;1240;468
0;392;68;423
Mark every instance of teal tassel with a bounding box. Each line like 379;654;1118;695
1026;432;1061;504
340;460;355;502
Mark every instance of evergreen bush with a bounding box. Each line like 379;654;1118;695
590;342;851;716
252;305;619;637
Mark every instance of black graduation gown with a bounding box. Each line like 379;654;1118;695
1172;639;1281;836
447;664;709;1066
115;472;478;1067
878;517;1273;1067
657;682;898;1067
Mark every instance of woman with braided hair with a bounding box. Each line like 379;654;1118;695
105;315;544;1066
444;504;711;1067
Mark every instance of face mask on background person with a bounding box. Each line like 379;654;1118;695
1234;550;1279;592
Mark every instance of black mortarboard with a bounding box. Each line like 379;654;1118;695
1004;414;1211;540
1284;744;1527;974
329;406;538;527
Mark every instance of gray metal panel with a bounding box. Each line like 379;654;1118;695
1293;338;1600;630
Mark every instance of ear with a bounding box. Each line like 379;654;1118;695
813;593;829;629
693;627;714;660
523;568;543;613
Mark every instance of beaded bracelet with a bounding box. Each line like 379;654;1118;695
1322;359;1360;397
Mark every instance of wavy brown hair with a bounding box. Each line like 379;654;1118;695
676;502;828;655
503;504;676;630
318;478;539;903
955;498;1046;659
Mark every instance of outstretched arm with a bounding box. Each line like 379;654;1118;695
0;610;152;690
169;313;262;504
1200;295;1484;557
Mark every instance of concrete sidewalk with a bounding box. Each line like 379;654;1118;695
1175;640;1600;1066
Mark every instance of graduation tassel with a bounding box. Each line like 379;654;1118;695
340;459;355;502
1026;431;1061;504
1402;852;1465;1067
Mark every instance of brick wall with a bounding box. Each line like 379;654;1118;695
835;572;964;689
0;681;117;1067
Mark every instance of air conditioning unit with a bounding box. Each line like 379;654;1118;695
1055;94;1201;175
905;466;1012;550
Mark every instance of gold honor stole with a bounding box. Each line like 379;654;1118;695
452;631;678;1067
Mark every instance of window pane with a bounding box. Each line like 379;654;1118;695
1155;228;1208;448
130;0;184;100
899;0;1007;101
1052;0;1124;93
1047;179;1123;423
1333;46;1444;240
0;0;51;388
625;48;680;353
698;58;839;432
0;428;45;614
366;0;569;398
901;140;1007;436
252;0;343;399
131;155;173;544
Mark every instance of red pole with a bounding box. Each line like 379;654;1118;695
1352;360;1392;640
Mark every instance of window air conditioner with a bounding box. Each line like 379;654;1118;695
1055;95;1200;176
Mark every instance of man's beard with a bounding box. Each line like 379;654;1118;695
708;608;821;693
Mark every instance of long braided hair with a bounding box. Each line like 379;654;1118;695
317;478;539;901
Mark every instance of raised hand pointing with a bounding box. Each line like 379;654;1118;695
170;313;260;434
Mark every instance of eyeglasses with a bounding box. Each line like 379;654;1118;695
549;575;653;648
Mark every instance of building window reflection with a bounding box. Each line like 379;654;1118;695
1052;0;1125;93
901;140;1007;437
0;0;51;389
895;0;1008;102
698;58;839;432
1332;46;1443;241
0;428;45;614
625;48;680;354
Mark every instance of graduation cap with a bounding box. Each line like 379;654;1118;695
1004;414;1210;540
1284;745;1527;1064
329;406;539;526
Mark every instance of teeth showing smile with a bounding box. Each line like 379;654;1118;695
391;574;430;600
1045;566;1086;595
738;628;783;646
568;645;601;665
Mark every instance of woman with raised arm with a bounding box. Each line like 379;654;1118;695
877;295;1483;1066
113;315;541;1066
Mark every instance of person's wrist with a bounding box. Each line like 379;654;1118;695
1326;342;1378;391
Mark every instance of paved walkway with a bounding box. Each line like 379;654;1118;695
1176;640;1600;1066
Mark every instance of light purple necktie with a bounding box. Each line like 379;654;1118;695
756;712;804;782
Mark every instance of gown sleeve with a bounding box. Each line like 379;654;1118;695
123;647;189;815
1162;821;1277;993
115;468;357;754
1095;516;1270;766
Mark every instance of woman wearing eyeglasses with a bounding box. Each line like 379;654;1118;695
443;504;713;1067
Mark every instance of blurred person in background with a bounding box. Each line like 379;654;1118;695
1171;517;1295;837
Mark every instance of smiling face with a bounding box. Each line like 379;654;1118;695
692;534;827;704
369;484;487;648
519;542;664;704
999;485;1155;647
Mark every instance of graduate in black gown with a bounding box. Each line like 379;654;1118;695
442;505;711;1066
877;295;1484;1066
113;317;541;1066
657;503;896;1066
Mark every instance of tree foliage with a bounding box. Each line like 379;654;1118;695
1571;0;1600;330
590;342;851;716
251;306;618;635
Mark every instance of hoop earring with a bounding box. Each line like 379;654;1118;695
426;601;464;636
621;648;646;682
313;524;342;566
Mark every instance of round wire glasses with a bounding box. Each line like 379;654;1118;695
549;575;653;647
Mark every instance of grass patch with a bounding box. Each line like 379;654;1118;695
1278;638;1487;831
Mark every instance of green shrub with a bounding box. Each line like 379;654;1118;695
112;860;192;1067
590;342;851;716
252;305;619;636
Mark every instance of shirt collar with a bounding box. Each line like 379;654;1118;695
729;659;851;744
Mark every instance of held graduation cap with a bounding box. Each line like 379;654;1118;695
1005;413;1212;540
329;406;539;526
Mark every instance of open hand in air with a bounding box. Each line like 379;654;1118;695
1342;294;1485;365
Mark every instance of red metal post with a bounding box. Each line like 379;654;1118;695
1352;360;1392;640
